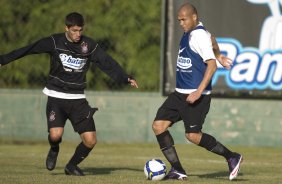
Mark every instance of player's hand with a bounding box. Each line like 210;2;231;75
128;78;138;88
217;54;233;70
186;91;201;104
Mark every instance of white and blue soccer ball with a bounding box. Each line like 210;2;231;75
144;159;167;180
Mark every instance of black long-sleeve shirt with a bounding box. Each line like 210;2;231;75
0;33;130;95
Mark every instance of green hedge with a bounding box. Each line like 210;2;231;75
0;0;162;91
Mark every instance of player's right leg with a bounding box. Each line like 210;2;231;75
152;92;188;180
152;121;187;180
45;96;67;171
46;127;64;170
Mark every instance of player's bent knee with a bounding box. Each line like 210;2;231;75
83;138;97;148
84;140;96;148
49;134;62;142
185;133;201;144
80;131;97;148
152;121;169;134
49;127;64;141
152;121;161;132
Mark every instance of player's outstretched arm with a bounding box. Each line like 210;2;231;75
0;54;2;66
93;45;139;88
216;54;233;70
211;36;233;70
0;37;54;67
128;77;138;88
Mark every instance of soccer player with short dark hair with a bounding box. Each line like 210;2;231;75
0;12;138;176
152;3;242;181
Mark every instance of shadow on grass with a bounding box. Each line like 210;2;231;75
83;167;143;175
191;171;247;181
50;167;142;176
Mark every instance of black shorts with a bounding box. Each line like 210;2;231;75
154;91;211;133
46;96;97;134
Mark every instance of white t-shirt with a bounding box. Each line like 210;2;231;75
189;22;216;62
43;87;86;99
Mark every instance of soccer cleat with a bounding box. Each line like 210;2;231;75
46;148;59;171
164;168;187;180
227;152;243;180
64;163;85;176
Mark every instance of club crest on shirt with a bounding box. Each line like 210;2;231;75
81;42;88;53
49;111;56;122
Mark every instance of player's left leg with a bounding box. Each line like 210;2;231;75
186;132;234;159
183;95;243;180
186;132;243;180
65;131;96;176
65;102;97;176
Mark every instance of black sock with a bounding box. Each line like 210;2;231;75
68;142;93;166
199;133;233;159
48;134;61;152
156;130;185;173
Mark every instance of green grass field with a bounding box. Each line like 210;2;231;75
0;141;281;184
